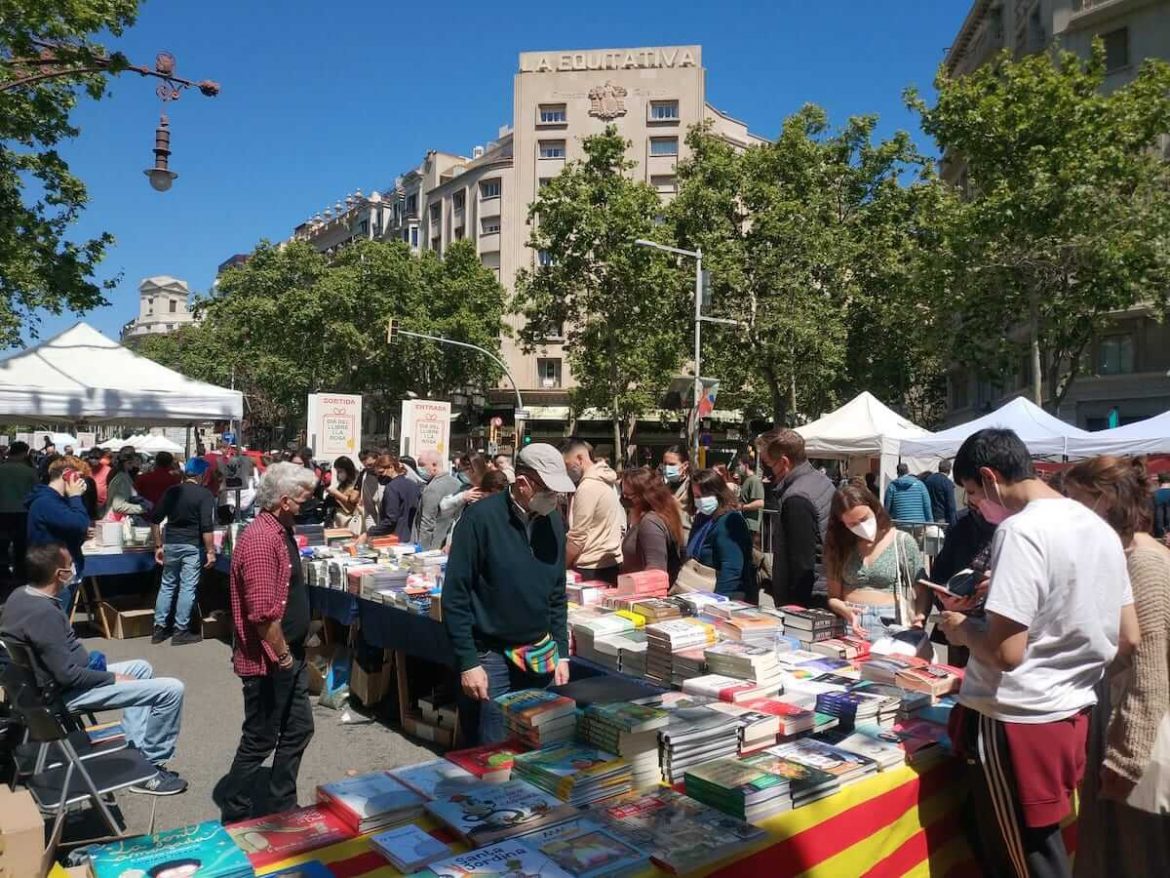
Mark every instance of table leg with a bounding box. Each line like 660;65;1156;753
394;649;409;727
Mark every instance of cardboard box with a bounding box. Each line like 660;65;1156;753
403;711;455;748
304;639;335;697
95;600;155;639
0;787;43;878
349;650;392;705
200;610;231;641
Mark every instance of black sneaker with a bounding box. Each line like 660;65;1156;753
150;626;170;645
130;767;188;796
172;629;203;646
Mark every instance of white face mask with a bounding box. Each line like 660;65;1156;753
696;495;719;516
847;515;878;542
527;491;559;517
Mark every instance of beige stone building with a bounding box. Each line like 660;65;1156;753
943;0;1170;429
121;276;197;343
290;45;764;433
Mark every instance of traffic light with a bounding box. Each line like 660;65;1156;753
523;434;533;445
386;318;400;344
700;270;712;310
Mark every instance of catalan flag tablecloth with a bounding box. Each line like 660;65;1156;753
259;758;995;878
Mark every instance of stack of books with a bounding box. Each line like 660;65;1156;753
685;757;794;822
444;740;524;783
425;779;578;847
644;618;719;686
876;718;952;764
89;821;254;878
858;653;926;685
704;642;782;682
496;690;579;747
814;690;885;731
738;698;817;737
741;752;840;808
517;815;650;878
316;771;425;833
769;738;879;787
412;839;576;877
579;702;668;790
778;605;844;644
706;702;781;754
614;630;649;677
370;824;451;872
634;692;740;784
389;758;477;800
573;614;637;665
893;663;964;701
596;788;766;875
847;681;907;727
226;806;351;868
776;649;832;671
682;673;783;704
513;742;632;806
813;726;905;770
567;582;613;606
714;608;783;646
630;597;684;624
585;634;626;674
810;635;870;660
670;646;708;687
673;591;729;617
616;569;669;598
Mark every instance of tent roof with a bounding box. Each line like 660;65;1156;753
899;397;1091;459
1065;410;1170;457
795;392;930;458
0;323;242;425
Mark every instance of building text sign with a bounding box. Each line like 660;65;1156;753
307;393;362;460
401;399;451;460
519;46;700;74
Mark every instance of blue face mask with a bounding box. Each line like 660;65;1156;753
456;471;471;487
696;495;718;516
663;464;681;483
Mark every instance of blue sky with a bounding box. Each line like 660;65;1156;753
34;0;968;345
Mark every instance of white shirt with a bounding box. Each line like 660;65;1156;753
959;497;1133;723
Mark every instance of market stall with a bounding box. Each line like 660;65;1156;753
1064;408;1170;458
899;396;1091;461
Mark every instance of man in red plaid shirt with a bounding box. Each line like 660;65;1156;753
218;461;319;823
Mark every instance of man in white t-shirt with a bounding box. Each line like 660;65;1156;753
938;428;1139;878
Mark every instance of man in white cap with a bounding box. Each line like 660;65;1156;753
442;442;576;745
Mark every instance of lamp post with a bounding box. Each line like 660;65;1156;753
2;44;219;191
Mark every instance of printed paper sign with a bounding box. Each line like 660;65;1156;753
308;393;363;459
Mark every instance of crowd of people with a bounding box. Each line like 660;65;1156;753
0;425;1167;876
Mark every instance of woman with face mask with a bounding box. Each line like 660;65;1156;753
661;445;692;526
620;466;685;585
686;469;756;600
824;484;929;640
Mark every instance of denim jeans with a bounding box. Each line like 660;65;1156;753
848;601;894;641
457;649;554;747
154;543;202;630
65;659;185;766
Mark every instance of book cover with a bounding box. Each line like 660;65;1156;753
685;758;790;800
496;690;578;726
446;741;526;780
90;820;253;878
371;823;450;869
769;739;879;778
582;702;668;733
425;779;578;846
415;839;576;878
317;772;424;826
740;753;839;797
265;863;334;878
513;743;626;782
519;816;647;878
390;758;478;800
226;805;352;867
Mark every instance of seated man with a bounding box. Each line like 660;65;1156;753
0;542;188;795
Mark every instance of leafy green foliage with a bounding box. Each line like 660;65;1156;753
0;1;140;347
137;239;507;443
512;126;688;462
908;44;1170;410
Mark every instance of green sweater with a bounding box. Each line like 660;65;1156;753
441;490;569;672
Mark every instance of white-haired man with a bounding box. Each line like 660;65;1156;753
413;450;461;550
219;462;318;823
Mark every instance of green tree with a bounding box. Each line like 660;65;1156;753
909;44;1170;411
513;126;687;464
670;108;942;426
0;1;141;347
138;238;507;445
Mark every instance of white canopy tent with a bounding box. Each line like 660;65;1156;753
0;322;242;424
1064;410;1170;458
899;397;1091;460
795;392;933;487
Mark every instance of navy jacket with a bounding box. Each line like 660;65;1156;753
368;475;421;542
923;472;958;525
687;510;757;599
25;484;91;575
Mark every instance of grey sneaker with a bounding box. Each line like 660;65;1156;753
130;767;188;796
150;626;170;644
171;630;203;646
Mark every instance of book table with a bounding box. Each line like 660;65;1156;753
252;758;1004;878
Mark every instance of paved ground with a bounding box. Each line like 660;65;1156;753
72;629;438;837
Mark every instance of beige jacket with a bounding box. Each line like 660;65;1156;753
568;462;624;570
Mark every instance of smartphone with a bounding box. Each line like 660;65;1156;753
63;469;80;485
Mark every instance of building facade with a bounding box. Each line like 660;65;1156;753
120;276;197;342
289;46;764;437
943;0;1170;428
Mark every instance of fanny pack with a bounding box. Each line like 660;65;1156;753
503;635;559;675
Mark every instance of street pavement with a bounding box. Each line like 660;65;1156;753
77;631;438;836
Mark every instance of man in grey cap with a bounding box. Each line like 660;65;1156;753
442;442;576;745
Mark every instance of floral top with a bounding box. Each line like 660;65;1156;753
842;529;924;593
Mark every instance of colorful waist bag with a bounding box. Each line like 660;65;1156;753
503;634;559;675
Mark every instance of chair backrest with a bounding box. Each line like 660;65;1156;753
0;639;78;731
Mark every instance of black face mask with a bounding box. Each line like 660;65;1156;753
619;495;634;509
377;475;392;485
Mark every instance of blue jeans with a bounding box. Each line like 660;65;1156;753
154;543;202;630
848;602;894;641
458;649;554;746
65;659;184;766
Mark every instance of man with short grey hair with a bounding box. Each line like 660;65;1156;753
220;462;318;823
413;450;461;549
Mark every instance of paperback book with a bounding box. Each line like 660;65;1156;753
425;779;579;847
518;815;649;878
89;820;254;878
370;823;451;872
316;771;425;833
390;758;478;800
413;839;575;878
446;740;526;783
226;805;352;868
512;742;632;806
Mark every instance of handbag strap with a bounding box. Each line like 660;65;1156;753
892;529;909;627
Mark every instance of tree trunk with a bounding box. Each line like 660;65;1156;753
1029;289;1043;407
763;364;787;427
612;408;623;470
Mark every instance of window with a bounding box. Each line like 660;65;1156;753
147;297;154;316
406;194;418;215
429;202;441;223
537;250;555;267
538;177;552;189
454;226;465;240
1102;28;1129;72
649;100;679;121
169;300;177;313
480;179;501;200
539;140;566;159
538;104;567;125
410;226;419;247
453;191;466;211
537;358;562;388
651;175;677;194
1098;334;1134;375
649;137;679;157
430;236;441;252
481;217;501;235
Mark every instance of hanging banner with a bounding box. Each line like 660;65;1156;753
695;379;720;420
307;393;363;460
401;399;451;459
